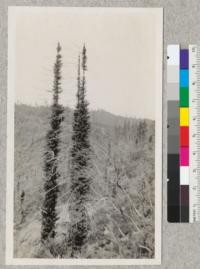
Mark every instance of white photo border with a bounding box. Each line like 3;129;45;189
6;6;163;266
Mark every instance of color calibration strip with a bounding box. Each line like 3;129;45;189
168;45;200;223
180;49;189;222
167;45;180;222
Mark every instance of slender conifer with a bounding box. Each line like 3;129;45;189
41;43;64;241
69;45;91;256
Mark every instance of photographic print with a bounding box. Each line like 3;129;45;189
6;7;162;265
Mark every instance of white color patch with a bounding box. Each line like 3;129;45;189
167;44;180;66
180;166;189;185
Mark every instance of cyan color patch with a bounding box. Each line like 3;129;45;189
180;69;189;87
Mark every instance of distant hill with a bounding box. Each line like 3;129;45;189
15;103;153;126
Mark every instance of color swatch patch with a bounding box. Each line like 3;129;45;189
180;108;189;126
180;87;189;107
180;127;189;146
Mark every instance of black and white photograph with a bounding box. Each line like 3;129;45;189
6;7;162;265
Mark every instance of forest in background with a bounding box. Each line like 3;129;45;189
14;103;155;259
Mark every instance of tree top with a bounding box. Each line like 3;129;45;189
57;42;62;53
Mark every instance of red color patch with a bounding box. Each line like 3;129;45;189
180;126;189;147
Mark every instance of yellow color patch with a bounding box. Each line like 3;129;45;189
180;108;189;126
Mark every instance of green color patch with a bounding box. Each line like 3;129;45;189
180;87;189;107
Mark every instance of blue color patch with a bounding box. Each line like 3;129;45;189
180;70;189;87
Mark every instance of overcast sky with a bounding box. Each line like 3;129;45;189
10;7;162;119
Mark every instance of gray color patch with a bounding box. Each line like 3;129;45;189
168;101;179;119
168;117;179;136
168;135;179;153
167;65;179;83
167;83;179;100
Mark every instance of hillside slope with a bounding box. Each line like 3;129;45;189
14;104;155;259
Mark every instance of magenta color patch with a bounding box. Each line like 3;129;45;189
180;147;189;166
